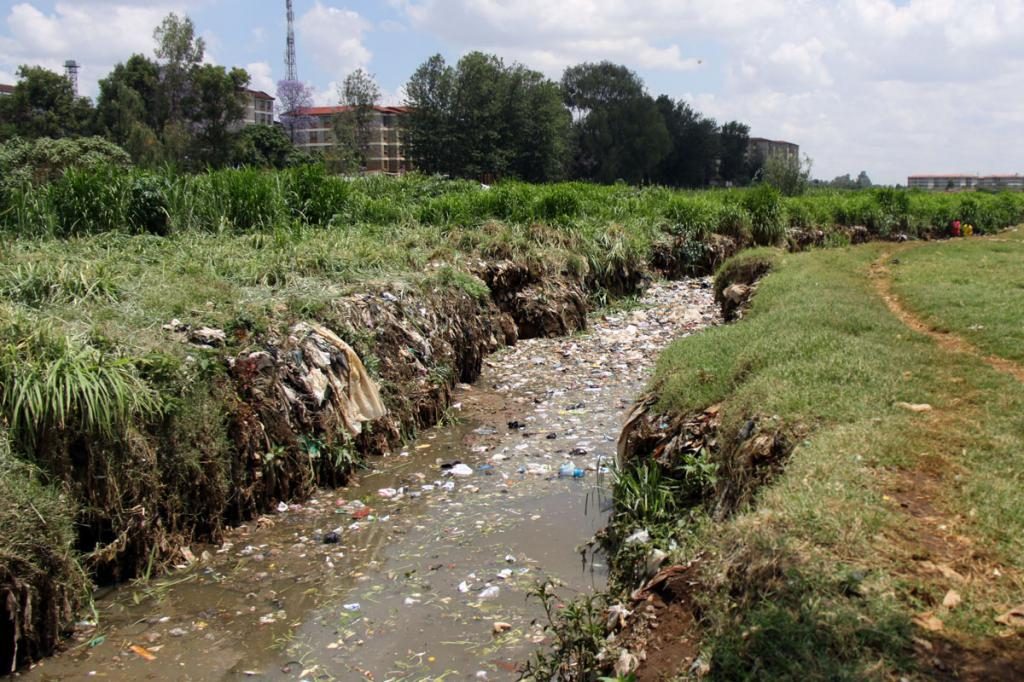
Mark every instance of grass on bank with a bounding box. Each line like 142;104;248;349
607;237;1024;679
889;226;1024;364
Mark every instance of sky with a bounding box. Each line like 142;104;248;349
1;0;1023;184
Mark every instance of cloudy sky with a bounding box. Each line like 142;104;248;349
1;0;1022;184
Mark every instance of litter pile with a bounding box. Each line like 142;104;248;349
25;278;719;681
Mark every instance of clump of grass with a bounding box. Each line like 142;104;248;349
0;319;162;448
743;184;787;246
0;260;120;307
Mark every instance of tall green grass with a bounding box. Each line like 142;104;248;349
4;165;1023;242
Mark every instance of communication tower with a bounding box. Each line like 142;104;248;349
285;0;298;81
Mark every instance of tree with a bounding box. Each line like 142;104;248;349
403;53;569;181
719;121;751;185
404;54;456;175
561;62;668;184
230;124;304;168
277;79;315;144
856;170;873;188
653;97;719;188
761;153;813;196
95;54;163;148
186;65;249;167
0;66;94;140
153;13;205;123
333;68;381;171
503;64;569;182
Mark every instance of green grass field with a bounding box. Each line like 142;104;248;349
891;226;1024;364
603;233;1024;679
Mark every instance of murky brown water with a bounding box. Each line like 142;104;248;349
22;279;717;682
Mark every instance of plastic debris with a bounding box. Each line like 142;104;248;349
448;463;474;477
478;586;500;600
625;529;650;545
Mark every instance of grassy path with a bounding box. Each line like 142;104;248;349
874;246;1024;383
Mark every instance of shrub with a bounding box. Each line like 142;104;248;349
203;168;286;231
126;172;170;235
284;164;350;226
48;166;129;237
664;197;720;239
716;203;754;244
533;185;583;224
743;184;787;246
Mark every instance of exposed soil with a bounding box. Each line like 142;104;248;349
622;563;702;682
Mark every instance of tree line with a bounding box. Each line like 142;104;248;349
0;11;783;188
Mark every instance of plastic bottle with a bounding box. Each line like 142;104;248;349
558;462;575;477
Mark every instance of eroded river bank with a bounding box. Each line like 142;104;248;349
23;279;718;682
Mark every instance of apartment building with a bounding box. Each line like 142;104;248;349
907;174;1023;191
748;137;800;163
241;89;275;126
292;105;411;174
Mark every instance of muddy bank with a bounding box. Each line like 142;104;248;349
20;278;719;681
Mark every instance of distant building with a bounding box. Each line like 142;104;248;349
0;84;14;96
241;89;275;126
748;137;799;163
907;174;1023;191
292;105;411;174
977;174;1024;191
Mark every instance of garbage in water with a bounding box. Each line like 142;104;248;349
26;279;720;681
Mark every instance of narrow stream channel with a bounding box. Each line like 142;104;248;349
24;279;718;682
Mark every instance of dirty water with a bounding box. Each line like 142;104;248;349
23;279;718;682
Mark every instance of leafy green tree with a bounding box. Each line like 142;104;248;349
0;66;94;140
761;153;813;196
230;124;305;169
333;68;382;171
187;65;249;167
403;54;456;176
404;53;568;181
95;55;163;146
561;62;668;184
503;65;569;182
719;121;751;185
153;12;205;123
856;170;873;188
653;96;719;187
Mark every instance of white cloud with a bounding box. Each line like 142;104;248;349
246;61;275;95
296;2;372;81
0;1;189;96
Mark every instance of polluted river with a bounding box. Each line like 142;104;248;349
25;278;718;682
